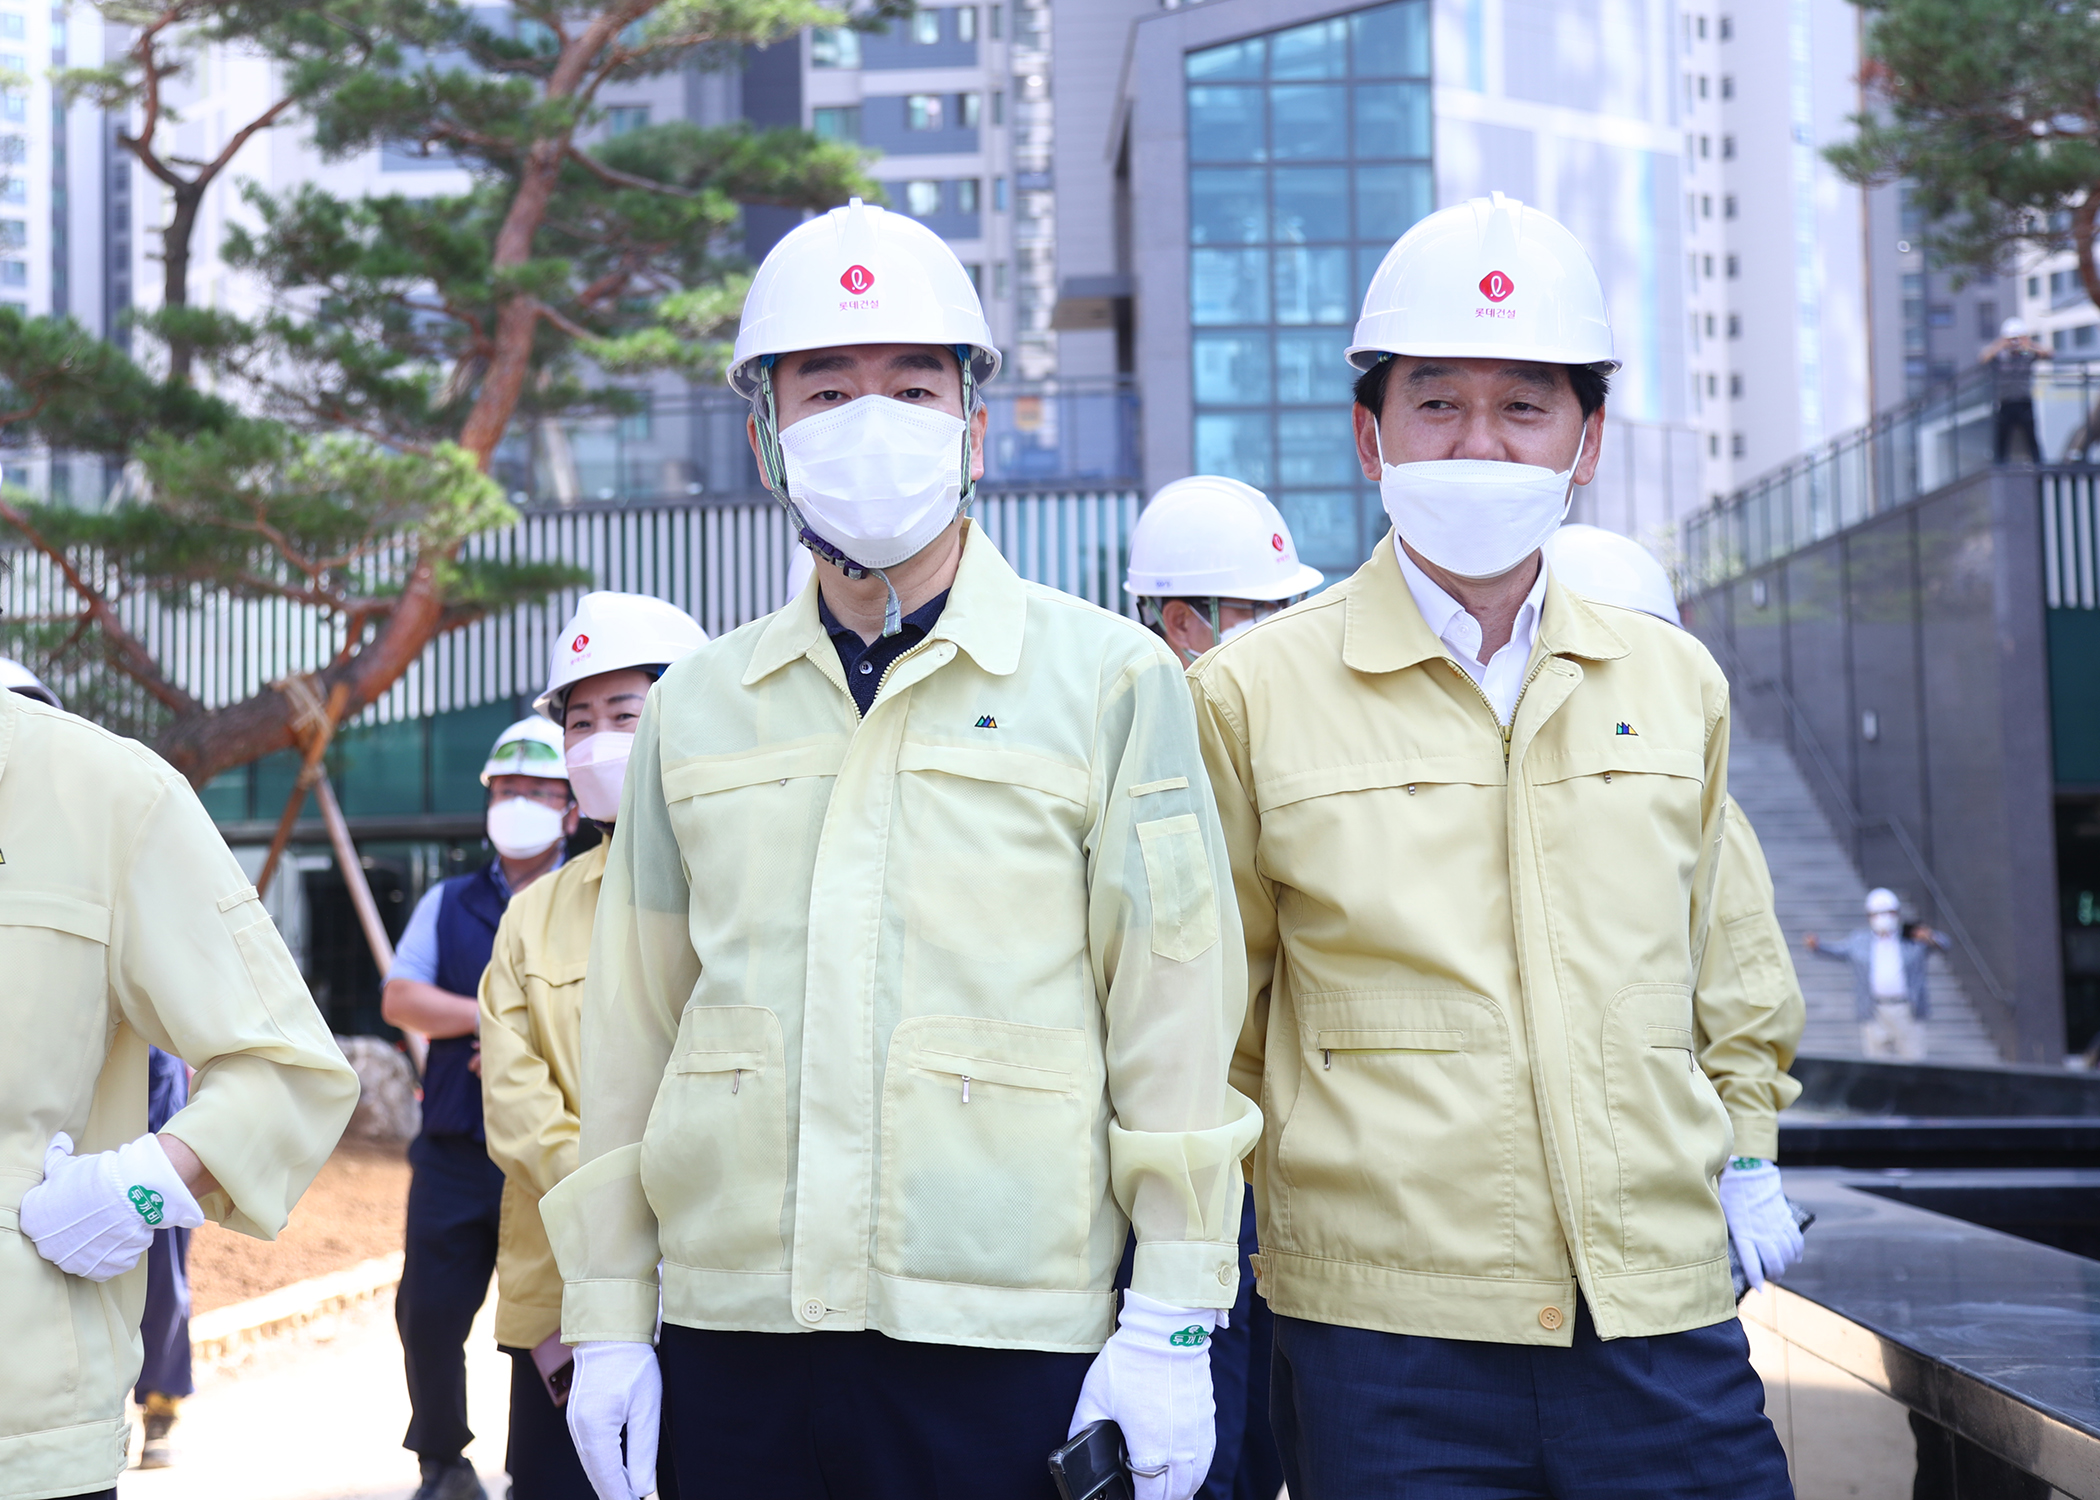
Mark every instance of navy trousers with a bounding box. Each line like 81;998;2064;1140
503;1348;595;1500
1203;1189;1285;1500
397;1133;506;1462
658;1325;1092;1499
1271;1302;1793;1499
136;1048;194;1400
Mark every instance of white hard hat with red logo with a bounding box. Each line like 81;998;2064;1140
1125;476;1326;602
0;655;62;708
1348;191;1619;373
727;197;1000;399
532;591;708;721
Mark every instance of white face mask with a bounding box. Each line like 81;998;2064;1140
1869;912;1900;936
566;731;633;822
486;796;564;860
778;394;969;570
1377;425;1588;581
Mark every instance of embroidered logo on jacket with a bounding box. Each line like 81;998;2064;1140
1615;722;1638;736
974;715;998;729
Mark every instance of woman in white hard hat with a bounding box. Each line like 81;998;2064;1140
544;198;1256;1500
1543;524;1811;1296
3;669;358;1500
382;716;577;1500
1125;476;1324;665
1189;192;1793;1498
478;593;705;1500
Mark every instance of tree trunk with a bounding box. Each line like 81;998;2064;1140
455;141;570;465
2076;193;2100;320
161;185;201;382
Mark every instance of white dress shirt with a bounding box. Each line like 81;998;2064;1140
1394;542;1547;726
1868;931;1908;1000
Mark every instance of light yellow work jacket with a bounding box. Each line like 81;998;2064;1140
543;522;1260;1353
0;689;359;1499
1698;796;1805;1161
480;838;604;1349
1190;536;1738;1346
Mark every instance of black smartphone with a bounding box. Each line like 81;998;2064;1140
1049;1419;1136;1500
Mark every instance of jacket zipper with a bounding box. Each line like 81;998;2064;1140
1444;655;1555;766
866;635;943;716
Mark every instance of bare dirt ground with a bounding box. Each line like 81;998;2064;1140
188;1139;411;1313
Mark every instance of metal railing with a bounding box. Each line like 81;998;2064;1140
1682;361;2100;588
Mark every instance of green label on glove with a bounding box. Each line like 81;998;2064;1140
127;1184;166;1226
1169;1326;1209;1348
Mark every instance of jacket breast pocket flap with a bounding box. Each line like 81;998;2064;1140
896;742;1092;807
662;741;844;800
1256;755;1504;814
521;956;590;989
1645;1024;1695;1052
0;890;112;944
1528;743;1705;786
1315;1027;1467;1056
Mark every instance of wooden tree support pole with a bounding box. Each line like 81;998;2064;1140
313;769;427;1076
256;677;350;900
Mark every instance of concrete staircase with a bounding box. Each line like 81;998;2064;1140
1727;734;2004;1065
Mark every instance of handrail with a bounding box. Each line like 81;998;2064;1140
1703;631;2009;1009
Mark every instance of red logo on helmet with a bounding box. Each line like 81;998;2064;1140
571;634;589;653
841;265;875;295
1271;532;1286;554
1479;270;1515;303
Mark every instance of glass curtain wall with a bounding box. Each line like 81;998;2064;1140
1184;0;1431;573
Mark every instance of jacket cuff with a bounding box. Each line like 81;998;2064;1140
1132;1238;1241;1310
1728;1108;1779;1163
560;1279;661;1344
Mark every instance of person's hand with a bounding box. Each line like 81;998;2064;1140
1802;932;1820;952
1069;1291;1219;1500
468;1041;482;1078
1718;1160;1804;1291
19;1132;205;1281
566;1340;660;1500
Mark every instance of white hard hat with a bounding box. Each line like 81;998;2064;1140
1125;476;1325;602
728;198;1000;400
786;546;815;601
533;591;708;720
2002;316;2028;339
0;655;61;709
1866;888;1901;915
481;716;568;786
1542;525;1680;626
1348;191;1619;373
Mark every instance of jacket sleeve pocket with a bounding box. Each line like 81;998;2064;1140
1136;814;1220;962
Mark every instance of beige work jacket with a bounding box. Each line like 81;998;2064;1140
543;522;1259;1353
480;839;604;1349
0;690;359;1499
1191;536;1736;1345
1698;797;1805;1161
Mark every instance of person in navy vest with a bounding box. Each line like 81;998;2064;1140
383;717;578;1500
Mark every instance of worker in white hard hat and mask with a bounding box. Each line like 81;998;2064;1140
383;715;578;1500
1543;525;1809;1297
1126;476;1324;666
1189;193;1792;1497
544;198;1257;1500
478;593;705;1500
1803;887;1945;1061
3;665;358;1500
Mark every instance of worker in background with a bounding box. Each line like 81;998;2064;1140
544;198;1257;1500
1804;889;1946;1061
1979;316;2045;464
1542;524;1809;1293
383;717;578;1500
4;658;359;1500
1189;193;1795;1498
1124;476;1319;1500
479;594;706;1500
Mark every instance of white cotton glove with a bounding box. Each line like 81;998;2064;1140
19;1132;205;1282
566;1340;661;1500
1718;1159;1805;1290
1068;1290;1219;1500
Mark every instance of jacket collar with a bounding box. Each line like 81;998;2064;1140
743;519;1025;686
1343;534;1630;673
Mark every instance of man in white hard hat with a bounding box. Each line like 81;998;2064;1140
1543;525;1809;1297
479;594;705;1500
1126;475;1324;666
1979;316;2045;463
1805;888;1946;1060
1190;193;1792;1497
383;716;577;1500
545;198;1256;1500
2;675;358;1500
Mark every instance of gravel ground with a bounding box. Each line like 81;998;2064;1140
188;1140;412;1313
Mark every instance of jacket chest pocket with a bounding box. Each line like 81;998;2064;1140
876;1016;1092;1289
662;743;841;916
0;890;115;1106
1526;745;1706;937
640;1005;789;1273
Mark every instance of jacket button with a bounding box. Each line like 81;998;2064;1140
801;1299;825;1324
1217;1264;1234;1286
1539;1306;1564;1331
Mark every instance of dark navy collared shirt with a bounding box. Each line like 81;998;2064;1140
820;588;951;715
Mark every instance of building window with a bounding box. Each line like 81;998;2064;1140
0;15;21;37
994;260;1008;297
1727;253;1739;277
1722;134;1735;159
992;89;1004;125
899;180;939;217
1697;74;1708;97
1719;14;1732;39
1184;0;1430;573
994;175;1008;211
1730;373;1743;396
2079;323;2099;351
957;6;978;41
1723;194;1737;218
811;27;861;68
606;106;650;135
1699;134;1710;157
958;92;982;128
1728;313;1741;337
1704;313;1715;337
1732;433;1746;457
0;176;19;205
0;219;26;251
1927;303;1953;328
1700;194;1712;218
1705;373;1717;397
1697;15;1707;37
1708;433;1719;457
906;93;945;130
990;4;1003;38
963;261;983;293
1721;74;1734;99
813;106;861;142
956;177;980;214
2029;275;2042;298
0;258;22;285
1702;253;1714;277
912;9;941;43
